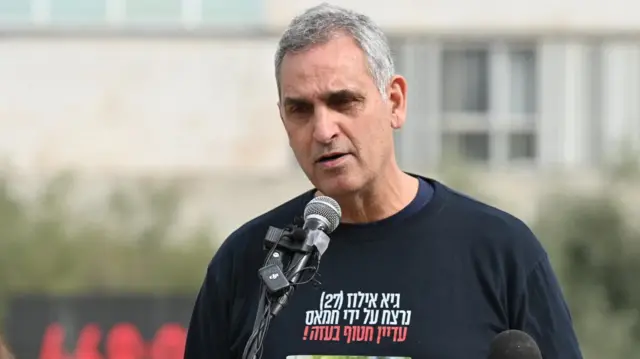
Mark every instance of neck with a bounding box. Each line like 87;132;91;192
333;164;419;224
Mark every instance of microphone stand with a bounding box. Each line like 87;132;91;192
242;221;318;359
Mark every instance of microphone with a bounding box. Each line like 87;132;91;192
488;330;542;359
270;196;341;316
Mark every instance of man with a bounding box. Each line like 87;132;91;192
185;3;584;359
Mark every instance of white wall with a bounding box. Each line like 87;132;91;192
0;38;290;175
1;36;638;175
265;0;640;33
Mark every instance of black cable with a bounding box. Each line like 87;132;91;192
243;228;292;359
242;234;282;359
288;252;322;286
253;304;273;358
242;228;324;359
244;297;275;359
241;286;268;359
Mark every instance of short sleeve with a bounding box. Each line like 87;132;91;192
510;254;584;359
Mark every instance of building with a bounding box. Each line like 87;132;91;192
0;0;638;176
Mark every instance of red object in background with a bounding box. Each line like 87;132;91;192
75;324;103;359
149;324;186;359
106;323;146;359
38;322;187;359
39;324;69;359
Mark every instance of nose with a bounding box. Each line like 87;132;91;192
312;106;340;144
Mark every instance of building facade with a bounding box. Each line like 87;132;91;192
0;0;639;174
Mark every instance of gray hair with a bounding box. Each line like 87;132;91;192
274;3;395;97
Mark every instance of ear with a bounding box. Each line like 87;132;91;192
387;75;408;130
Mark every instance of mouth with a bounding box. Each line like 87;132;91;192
316;152;349;164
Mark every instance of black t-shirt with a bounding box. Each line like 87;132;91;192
184;176;583;359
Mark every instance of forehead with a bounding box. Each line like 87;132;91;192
278;36;375;99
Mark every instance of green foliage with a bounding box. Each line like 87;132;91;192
534;180;640;359
2;161;640;359
435;158;640;359
0;171;217;322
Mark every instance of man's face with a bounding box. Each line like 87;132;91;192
278;35;406;198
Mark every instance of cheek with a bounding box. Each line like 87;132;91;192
354;119;390;162
286;126;312;159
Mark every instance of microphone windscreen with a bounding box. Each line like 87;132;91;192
304;196;342;233
488;330;542;359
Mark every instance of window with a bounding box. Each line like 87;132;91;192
125;0;182;23
201;0;263;26
438;42;538;166
441;48;490;113
507;46;538;162
50;0;106;23
585;43;604;165
509;133;536;160
509;48;537;114
440;45;491;164
0;0;32;22
442;132;491;163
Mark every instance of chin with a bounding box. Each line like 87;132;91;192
313;173;365;198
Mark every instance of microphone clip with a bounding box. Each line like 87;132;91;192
262;223;313;255
259;223;314;296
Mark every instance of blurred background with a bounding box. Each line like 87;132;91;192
0;0;639;358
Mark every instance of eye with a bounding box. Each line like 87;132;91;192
327;91;364;112
286;102;313;115
328;97;352;109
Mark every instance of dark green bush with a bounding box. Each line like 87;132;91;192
2;166;639;358
0;171;217;322
438;163;640;358
533;180;640;359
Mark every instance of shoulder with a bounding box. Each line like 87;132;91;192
436;181;546;271
437;181;537;241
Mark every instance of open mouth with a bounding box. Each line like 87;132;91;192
317;153;348;163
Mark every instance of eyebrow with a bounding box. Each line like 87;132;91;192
283;89;365;107
282;96;309;107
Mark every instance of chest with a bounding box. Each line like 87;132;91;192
252;245;508;359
